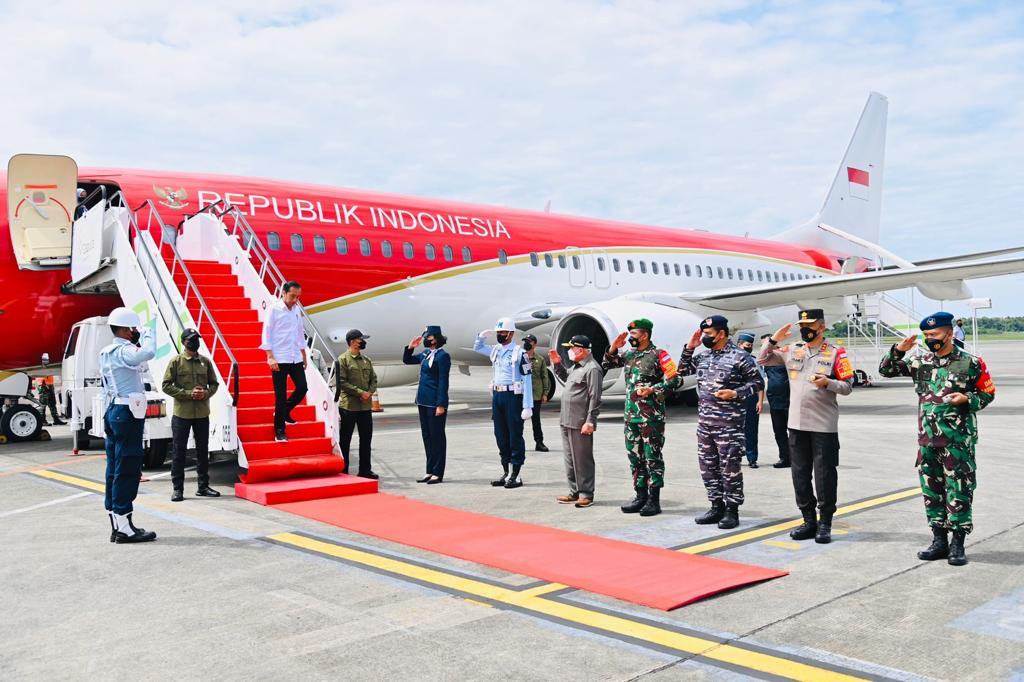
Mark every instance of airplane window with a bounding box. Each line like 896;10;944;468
498;249;508;264
664;262;670;276
696;265;702;278
313;235;326;254
403;241;414;259
674;264;681;276
705;266;713;278
717;266;724;279
757;270;763;282
242;231;255;250
612;258;621;272
426;243;436;261
267;231;280;251
727;267;734;279
544;253;553;267
291;234;304;252
336;237;348;255
530;252;539;266
571;255;581;270
462;246;472;263
627;260;635;273
443;245;454;261
597;257;606;272
381;240;393;258
652;262;659;275
639;261;647;274
773;272;779;282
738;269;744;281
685;264;692;277
360;238;371;256
558;255;566;268
748;269;754;280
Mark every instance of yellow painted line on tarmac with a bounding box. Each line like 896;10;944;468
30;468;105;493
270;531;870;681
762;540;802;550
0;454;103;479
679;487;919;555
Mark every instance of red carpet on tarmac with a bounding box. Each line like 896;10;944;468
276;493;787;610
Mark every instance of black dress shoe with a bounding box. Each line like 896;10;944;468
171;489;184;502
772;460;790;469
285;415;297;424
749;461;759;469
426;476;444;484
359;471;380;480
417;475;432;483
196;486;221;497
535;442;549;452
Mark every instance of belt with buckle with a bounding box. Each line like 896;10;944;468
493;384;513;392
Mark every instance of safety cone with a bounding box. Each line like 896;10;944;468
371;393;383;413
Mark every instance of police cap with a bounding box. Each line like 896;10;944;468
797;308;824;324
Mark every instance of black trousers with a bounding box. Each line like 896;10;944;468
340;408;373;475
531;400;544;444
272;363;307;433
43;398;62;424
418;405;447;477
171;415;210;490
769;409;790;462
789;429;839;520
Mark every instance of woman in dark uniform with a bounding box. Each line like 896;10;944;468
403;325;451;483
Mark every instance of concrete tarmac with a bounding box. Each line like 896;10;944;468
1;340;1022;681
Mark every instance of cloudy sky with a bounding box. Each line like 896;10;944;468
3;1;1022;313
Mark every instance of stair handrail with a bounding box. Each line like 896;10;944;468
109;193;242;407
193;199;338;366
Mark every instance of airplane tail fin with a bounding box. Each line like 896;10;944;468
776;92;888;259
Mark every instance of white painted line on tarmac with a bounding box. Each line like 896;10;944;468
0;491;92;518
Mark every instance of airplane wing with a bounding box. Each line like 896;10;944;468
680;256;1024;312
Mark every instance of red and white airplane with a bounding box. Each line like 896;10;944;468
3;92;1023;388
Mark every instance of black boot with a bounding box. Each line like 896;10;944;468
772;459;790;469
639;488;661;517
815;515;833;544
535;442;549;452
196;482;221;497
790;510;817;541
694;501;725;525
490;464;509;487
620;489;648;513
113;513;157;543
917;526;949;561
504;464;523;489
948;530;968;566
108;512;116;543
718;504;739;529
171;489;184;502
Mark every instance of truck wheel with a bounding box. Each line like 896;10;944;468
1;404;43;442
143;438;170;470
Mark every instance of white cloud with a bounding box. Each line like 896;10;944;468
2;0;1022;312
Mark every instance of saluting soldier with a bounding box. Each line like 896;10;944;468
878;312;995;566
162;328;220;502
679;317;764;529
760;308;854;544
602;318;680;517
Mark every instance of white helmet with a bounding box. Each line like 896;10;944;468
107;307;141;328
494;317;517;332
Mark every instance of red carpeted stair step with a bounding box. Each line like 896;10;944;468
183;261;234;276
237;403;316;425
238;422;325;442
235;474;375;505
245;436;334;460
236;391;279;408
239;455;346;484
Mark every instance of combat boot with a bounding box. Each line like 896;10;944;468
917;526;949;561
196;484;221;497
504;465;524;489
790;510;817;541
948;530;968;566
113;513;157;544
718;504;739;529
490;464;509;487
815;514;833;544
171;489;184;502
620;489;648;514
694;501;725;525
639;487;661;517
108;512;117;543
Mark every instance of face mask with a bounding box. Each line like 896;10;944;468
800;327;818;342
701;334;717;349
496;332;512;344
740;344;753;353
184;338;200;352
424;337;436;348
357;339;367;350
129;329;141;345
627;336;640;348
522;340;534;351
925;337;946;353
570;348;587;363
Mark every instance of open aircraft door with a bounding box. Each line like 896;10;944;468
6;154;77;269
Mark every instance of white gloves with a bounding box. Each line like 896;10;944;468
521;408;533;420
478;329;493;337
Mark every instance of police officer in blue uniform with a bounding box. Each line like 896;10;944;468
474;317;533;488
100;307;158;544
736;332;764;468
404;325;451;484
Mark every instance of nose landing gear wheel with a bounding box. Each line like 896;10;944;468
1;405;43;442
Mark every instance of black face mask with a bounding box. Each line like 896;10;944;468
740;344;753;353
627;336;640;348
424;337;436;348
701;334;718;349
129;329;141;345
800;327;819;342
925;337;946;353
184;338;200;352
357;339;367;350
522;340;534;351
496;332;512;344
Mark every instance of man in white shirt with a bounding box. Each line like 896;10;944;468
260;281;307;441
953;319;966;349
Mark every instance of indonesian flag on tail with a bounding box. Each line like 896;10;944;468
847;166;870;201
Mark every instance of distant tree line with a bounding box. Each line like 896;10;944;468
831;317;1024;336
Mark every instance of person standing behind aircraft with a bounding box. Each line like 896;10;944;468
523;333;552;452
334;330;378;480
474;317;533;489
404;325;451;484
260;281;307;442
549;336;602;508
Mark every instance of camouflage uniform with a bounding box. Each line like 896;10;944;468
602;344;680;491
679;341;764;505
878;344;995;533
